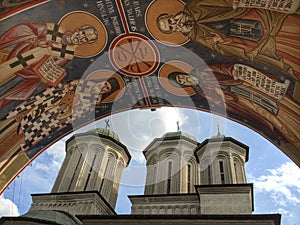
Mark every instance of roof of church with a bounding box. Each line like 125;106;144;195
67;128;121;144
95;127;120;142
66;128;131;165
162;131;197;141
76;214;282;225
22;210;81;225
143;131;199;154
195;135;250;162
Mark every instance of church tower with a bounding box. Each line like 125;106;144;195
195;132;248;186
130;131;201;214
130;131;253;215
29;128;131;216
1;129;281;225
143;131;200;195
194;133;252;215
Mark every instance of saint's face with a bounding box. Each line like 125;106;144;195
158;13;193;34
175;74;199;86
158;15;180;33
69;26;98;45
99;81;112;95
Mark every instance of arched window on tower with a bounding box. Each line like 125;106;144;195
167;161;172;194
99;157;109;192
234;162;238;183
153;165;158;194
83;153;97;191
233;157;246;184
200;161;211;185
208;165;211;184
100;155;115;194
68;151;83;191
187;164;192;193
219;160;225;184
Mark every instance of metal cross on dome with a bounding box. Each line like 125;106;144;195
105;119;110;129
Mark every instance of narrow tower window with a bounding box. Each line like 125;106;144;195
100;158;110;192
207;165;211;185
68;153;83;191
219;161;225;184
153;165;157;193
234;162;238;183
187;164;191;193
167;161;172;194
83;153;97;191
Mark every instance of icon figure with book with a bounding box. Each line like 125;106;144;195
165;61;300;153
0;21;98;110
156;0;300;78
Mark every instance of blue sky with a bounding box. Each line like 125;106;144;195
1;107;299;225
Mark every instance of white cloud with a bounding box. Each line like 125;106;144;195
91;108;225;162
1;142;67;215
0;195;19;217
45;140;66;171
99;107;193;162
277;208;296;224
28;140;66;176
8;141;67;198
253;162;300;207
20;163;56;195
47;140;66;161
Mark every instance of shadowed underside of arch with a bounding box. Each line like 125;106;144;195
0;0;300;193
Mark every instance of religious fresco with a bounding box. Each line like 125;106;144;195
0;0;300;193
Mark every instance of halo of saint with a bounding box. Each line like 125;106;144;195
158;60;194;96
145;0;189;46
59;11;107;58
86;70;125;103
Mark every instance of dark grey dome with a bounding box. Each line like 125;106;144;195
22;210;81;225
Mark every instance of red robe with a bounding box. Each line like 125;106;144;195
0;23;69;109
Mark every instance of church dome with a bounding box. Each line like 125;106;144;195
22;210;81;225
162;131;197;142
95;127;120;142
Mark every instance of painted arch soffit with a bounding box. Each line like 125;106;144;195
0;0;300;192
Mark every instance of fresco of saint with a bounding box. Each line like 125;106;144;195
1;77;121;151
157;0;300;78
165;62;300;156
0;22;98;110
